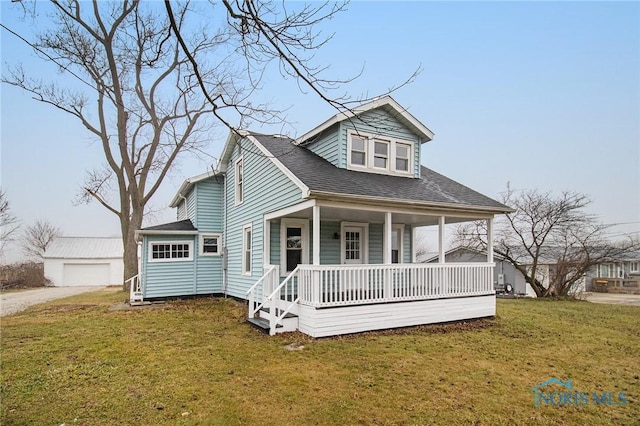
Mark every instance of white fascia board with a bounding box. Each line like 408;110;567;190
217;130;249;171
247;134;311;198
264;199;317;221
295;95;434;145
135;229;199;242
313;192;512;216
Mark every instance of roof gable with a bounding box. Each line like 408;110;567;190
296;96;434;146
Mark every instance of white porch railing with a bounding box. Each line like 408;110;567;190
127;274;143;303
297;263;494;308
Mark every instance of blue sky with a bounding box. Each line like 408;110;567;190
1;1;639;262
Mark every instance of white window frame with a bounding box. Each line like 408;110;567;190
149;241;194;263
242;224;252;275
280;219;310;275
235;157;244;205
394;142;411;173
372;138;390;171
199;233;222;256
347;131;414;176
340;222;369;264
392;224;404;264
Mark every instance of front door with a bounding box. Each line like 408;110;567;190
344;226;365;264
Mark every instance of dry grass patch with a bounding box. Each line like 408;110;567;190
1;291;639;425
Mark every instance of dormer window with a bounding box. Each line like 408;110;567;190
351;135;367;166
373;140;389;169
395;143;410;172
348;131;413;176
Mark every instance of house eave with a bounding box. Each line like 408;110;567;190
308;190;514;216
135;230;200;242
169;170;221;208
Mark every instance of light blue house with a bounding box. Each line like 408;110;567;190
134;97;512;337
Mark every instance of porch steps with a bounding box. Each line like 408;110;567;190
247;309;299;334
247;317;282;333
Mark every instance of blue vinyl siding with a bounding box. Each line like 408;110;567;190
195;178;224;231
369;223;383;264
320;221;341;264
339;108;422;177
186;188;197;221
404;225;412;263
306;124;340;167
142;234;223;297
177;201;186;220
225;137;304;299
142;235;197;298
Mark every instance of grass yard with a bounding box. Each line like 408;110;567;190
1;291;638;425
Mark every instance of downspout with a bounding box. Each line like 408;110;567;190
223;173;228;297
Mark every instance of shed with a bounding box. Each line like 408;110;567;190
43;237;124;286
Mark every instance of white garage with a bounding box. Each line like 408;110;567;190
43;237;124;286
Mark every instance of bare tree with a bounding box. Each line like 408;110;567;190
456;189;640;297
0;189;20;260
3;0;417;291
21;220;61;261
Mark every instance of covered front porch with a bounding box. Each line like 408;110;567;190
247;198;498;337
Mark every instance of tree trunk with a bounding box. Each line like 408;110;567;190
121;207;144;292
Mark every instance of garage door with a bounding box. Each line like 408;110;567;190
63;263;111;286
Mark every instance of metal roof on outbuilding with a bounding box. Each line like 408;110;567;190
43;237;123;259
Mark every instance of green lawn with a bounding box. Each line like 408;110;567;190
1;290;638;425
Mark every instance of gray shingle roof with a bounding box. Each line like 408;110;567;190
141;219;197;232
251;133;511;212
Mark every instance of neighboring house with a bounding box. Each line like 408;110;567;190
588;252;640;294
134;96;513;337
44;237;124;286
422;247;536;297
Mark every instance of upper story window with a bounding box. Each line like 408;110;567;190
347;131;413;176
235;157;243;204
395;143;411;172
350;135;367;166
373;140;389;169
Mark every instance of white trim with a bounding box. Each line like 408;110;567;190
438;216;446;264
313;205;321;265
264;199;317;221
235;156;244;205
135;229;198;241
148;240;194;263
340;222;369;264
346;130;414;177
199;233;222;256
295;96;435;145
242;224;252;276
314;194;511;216
248;135;311;198
280;218;310;274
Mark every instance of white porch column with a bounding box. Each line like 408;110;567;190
313;205;321;265
384;212;392;264
487;218;494;263
263;219;271;266
438;216;446;264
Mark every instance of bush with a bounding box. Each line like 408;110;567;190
0;262;50;290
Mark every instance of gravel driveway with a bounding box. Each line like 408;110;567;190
0;286;106;317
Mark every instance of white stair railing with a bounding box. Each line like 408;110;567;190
246;265;279;320
265;266;301;335
127;274;143;303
